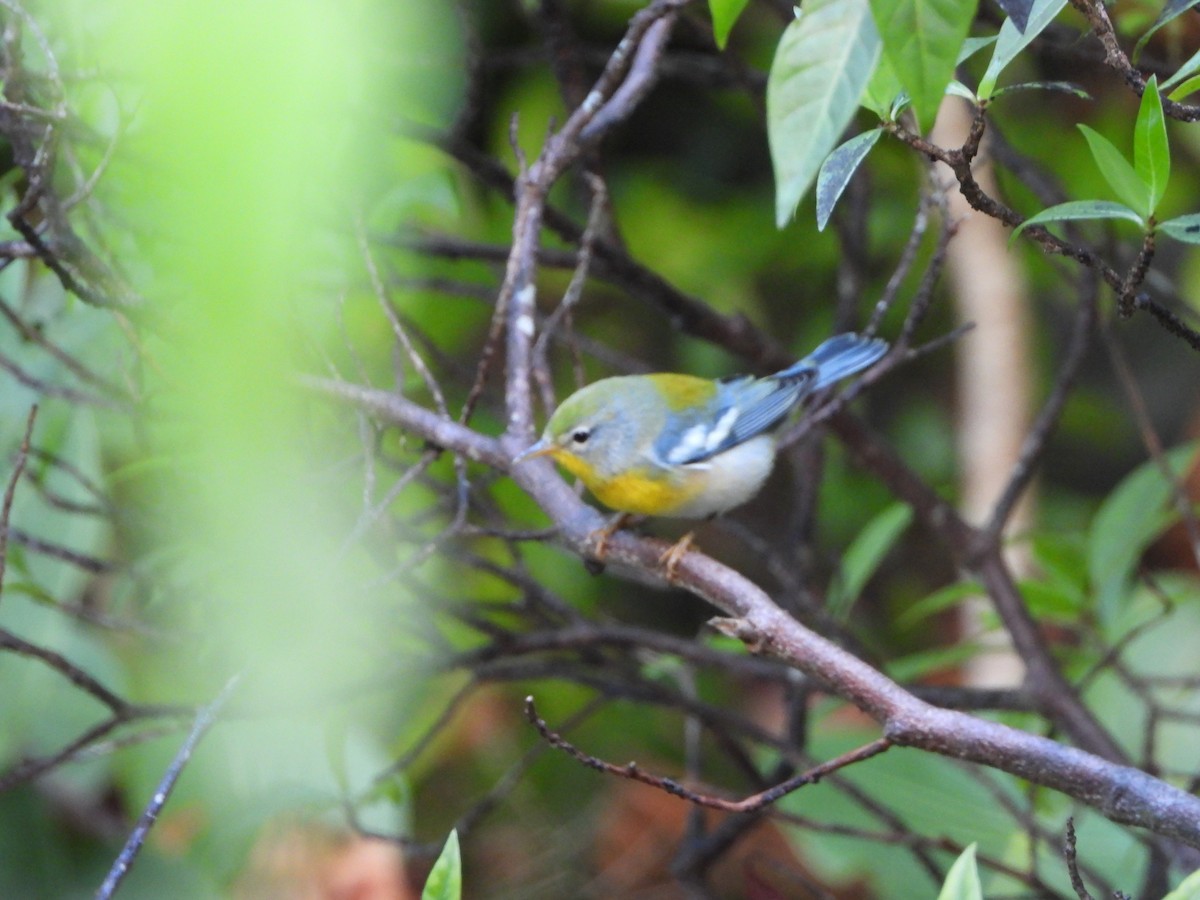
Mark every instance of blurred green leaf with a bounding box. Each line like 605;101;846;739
978;0;1066;99
829;502;912;618
1134;76;1169;215
1030;532;1088;596
710;0;751;49
422;830;462;900
937;843;982;900
768;0;880;226
1134;0;1200;62
817;128;883;231
1168;73;1200;101
869;0;977;130
896;580;982;629
1088;442;1199;618
1163;867;1200;900
1019;578;1085;619
1078;125;1151;216
1011;200;1145;242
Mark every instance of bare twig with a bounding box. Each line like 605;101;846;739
0;403;36;599
96;675;239;900
1065;818;1095;900
525;694;892;812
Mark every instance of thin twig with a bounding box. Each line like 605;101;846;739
525;694;891;813
1065;818;1095;900
0;403;36;599
95;675;240;900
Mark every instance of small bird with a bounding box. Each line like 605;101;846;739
515;332;888;573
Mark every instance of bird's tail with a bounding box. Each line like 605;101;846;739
775;333;888;388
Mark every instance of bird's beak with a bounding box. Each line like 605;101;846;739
513;437;555;465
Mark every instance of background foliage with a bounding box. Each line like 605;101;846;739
1;0;1200;897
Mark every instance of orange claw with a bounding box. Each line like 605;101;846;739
658;530;696;581
590;512;632;563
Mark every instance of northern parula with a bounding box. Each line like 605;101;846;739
516;333;888;557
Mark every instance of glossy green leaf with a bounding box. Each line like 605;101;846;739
869;0;978;130
978;0;1067;100
422;830;462;900
1134;76;1169;215
829;502;912;617
768;0;880;226
1010;200;1145;242
1078;124;1150;216
816;127;883;230
710;0;751;49
1163;868;1200;900
1158;213;1200;243
937;844;983;900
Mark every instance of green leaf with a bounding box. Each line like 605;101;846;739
989;80;1090;100
1010;200;1145;242
957;35;996;64
888;642;981;681
937;843;983;900
895;580;982;629
422;830;462;900
945;80;977;102
1158;213;1200;243
1134;76;1169;215
816;128;883;230
862;50;903;118
710;0;751;49
1078;124;1151;216
768;0;881;226
978;0;1067;100
1088;442;1199;619
1019;578;1085;620
1134;0;1200;63
1163;868;1200;900
1164;44;1200;90
829;502;912;617
868;0;978;130
1168;73;1200;101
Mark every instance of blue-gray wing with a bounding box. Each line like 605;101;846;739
657;370;816;466
656;332;887;467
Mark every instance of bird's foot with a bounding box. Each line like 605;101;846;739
658;530;696;582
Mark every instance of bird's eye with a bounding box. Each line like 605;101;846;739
571;428;591;445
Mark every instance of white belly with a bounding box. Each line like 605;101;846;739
667;435;777;518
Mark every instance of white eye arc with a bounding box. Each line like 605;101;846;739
571;428;591;445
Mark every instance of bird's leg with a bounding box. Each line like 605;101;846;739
658;530;696;581
590;512;634;564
